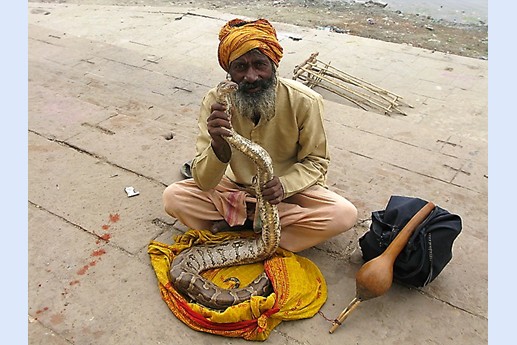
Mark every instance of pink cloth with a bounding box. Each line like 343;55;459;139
218;189;248;227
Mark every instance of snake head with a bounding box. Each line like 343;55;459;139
217;80;239;94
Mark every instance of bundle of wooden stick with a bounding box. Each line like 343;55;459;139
293;52;412;116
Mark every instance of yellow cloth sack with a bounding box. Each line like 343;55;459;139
148;229;327;341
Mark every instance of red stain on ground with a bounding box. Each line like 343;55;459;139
77;265;90;275
76;213;117;277
100;233;111;241
98;213;117;242
36;307;49;314
77;261;97;275
109;213;120;223
91;249;106;257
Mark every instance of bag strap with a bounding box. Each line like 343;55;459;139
383;201;436;261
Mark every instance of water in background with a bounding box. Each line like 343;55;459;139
338;0;488;25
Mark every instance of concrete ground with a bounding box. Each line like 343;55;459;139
28;2;487;344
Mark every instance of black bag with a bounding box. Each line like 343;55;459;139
358;195;462;287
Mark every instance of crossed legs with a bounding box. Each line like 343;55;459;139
163;178;357;252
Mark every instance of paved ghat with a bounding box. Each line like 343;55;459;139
28;2;487;344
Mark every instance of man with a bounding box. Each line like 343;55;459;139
163;18;357;252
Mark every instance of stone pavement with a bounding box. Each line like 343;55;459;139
28;2;487;344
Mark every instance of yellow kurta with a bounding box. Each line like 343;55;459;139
191;77;329;199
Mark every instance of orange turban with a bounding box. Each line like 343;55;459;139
218;18;284;72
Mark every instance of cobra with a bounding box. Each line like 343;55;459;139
169;80;281;310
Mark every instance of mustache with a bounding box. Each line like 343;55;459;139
238;78;272;92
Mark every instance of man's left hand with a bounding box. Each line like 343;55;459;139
261;176;284;205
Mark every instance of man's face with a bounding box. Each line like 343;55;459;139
228;49;277;122
228;49;275;96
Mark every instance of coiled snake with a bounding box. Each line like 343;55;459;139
169;80;281;310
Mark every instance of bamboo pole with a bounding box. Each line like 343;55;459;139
310;61;414;109
293;53;411;115
313;56;403;98
304;64;404;112
311;80;369;110
298;65;394;113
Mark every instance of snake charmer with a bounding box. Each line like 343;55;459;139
163;18;357;253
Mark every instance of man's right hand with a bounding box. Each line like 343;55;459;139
208;102;232;163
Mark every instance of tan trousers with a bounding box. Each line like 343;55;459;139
163;177;357;252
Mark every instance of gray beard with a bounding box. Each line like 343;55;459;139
233;75;277;123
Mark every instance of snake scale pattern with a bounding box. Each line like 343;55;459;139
170;80;281;310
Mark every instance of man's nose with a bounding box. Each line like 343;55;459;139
243;68;259;83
